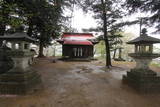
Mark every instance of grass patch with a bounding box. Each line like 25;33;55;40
151;62;160;67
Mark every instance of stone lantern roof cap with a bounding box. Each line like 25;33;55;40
127;36;160;44
127;28;160;44
0;32;37;43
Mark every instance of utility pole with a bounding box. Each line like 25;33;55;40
138;17;148;36
139;18;143;36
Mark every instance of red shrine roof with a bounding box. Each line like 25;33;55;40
57;33;96;45
64;40;93;45
62;33;93;38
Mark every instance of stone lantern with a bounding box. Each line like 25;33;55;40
123;28;160;93
0;32;42;95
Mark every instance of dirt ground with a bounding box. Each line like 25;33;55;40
0;58;160;107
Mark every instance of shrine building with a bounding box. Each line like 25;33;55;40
57;33;98;59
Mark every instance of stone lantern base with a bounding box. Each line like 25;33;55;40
0;68;42;95
123;69;160;93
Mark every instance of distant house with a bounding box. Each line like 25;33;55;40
57;33;99;59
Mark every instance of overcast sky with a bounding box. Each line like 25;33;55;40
71;8;160;40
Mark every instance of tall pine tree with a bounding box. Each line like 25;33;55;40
78;0;124;67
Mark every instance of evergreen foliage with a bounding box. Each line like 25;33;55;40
0;0;71;57
78;0;124;67
125;0;160;33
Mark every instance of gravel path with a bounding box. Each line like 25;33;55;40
0;58;160;107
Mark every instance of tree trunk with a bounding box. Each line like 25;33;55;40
105;39;112;67
113;49;117;59
0;2;8;47
0;23;5;35
101;0;112;67
38;37;45;57
0;24;5;47
118;48;122;59
27;18;33;37
53;46;56;57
